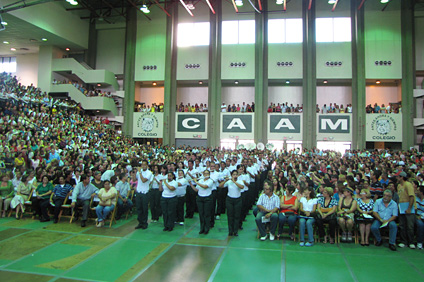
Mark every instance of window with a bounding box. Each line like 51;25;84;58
316;17;351;42
0;57;16;73
268;18;303;43
177;22;210;47
222;20;255;44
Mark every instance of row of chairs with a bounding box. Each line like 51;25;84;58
7;189;135;228
258;221;360;244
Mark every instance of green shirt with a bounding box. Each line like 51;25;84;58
36;182;53;199
0;181;14;198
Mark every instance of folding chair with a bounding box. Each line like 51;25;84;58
124;190;135;220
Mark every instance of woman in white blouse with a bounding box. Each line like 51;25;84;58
191;170;214;235
219;169;244;236
299;186;318;246
159;172;178;231
176;170;189;225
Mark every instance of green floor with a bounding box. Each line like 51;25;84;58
0;212;423;282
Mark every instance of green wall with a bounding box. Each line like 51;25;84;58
365;0;402;79
177;46;209;80
316;43;352;79
268;44;303;79
221;45;255;80
134;9;167;82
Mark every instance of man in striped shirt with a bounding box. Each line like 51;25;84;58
255;180;280;241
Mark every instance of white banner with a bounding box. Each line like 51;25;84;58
175;113;208;139
220;113;254;140
267;113;303;141
316;114;352;142
366;114;402;142
133;112;164;138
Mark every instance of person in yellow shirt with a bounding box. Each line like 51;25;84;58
396;172;416;249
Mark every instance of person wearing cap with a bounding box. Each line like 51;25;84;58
397;171;416;249
371;189;398;251
337;186;357;242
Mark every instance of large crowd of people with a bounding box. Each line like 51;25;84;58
1;72;423;252
52;79;113;98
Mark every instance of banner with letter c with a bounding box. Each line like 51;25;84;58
175;113;207;138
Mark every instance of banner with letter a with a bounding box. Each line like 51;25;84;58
220;113;254;139
268;113;302;141
133;112;163;138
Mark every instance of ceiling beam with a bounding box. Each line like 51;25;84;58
153;0;171;17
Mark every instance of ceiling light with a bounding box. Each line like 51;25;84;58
376;80;381;84
41;38;47;41
235;0;243;7
285;80;290;84
96;110;100;113
66;48;70;51
328;0;337;4
10;48;16;51
97;84;101;87
152;82;157;86
1;21;7;26
66;0;78;6
323;80;328;84
180;0;194;16
234;80;239;85
140;4;150;13
3;41;9;44
276;0;284;4
198;81;203;85
380;0;390;3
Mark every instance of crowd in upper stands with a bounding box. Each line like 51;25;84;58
1;72;423;252
52;79;112;98
137;103;165;112
366;103;401;114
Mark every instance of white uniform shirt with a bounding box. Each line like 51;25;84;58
210;171;219;191
224;179;244;198
152;174;166;189
247;166;257;182
162;180;178;198
136;169;153;193
176;177;188;197
186;168;199;185
238;173;250;192
197;178;213;197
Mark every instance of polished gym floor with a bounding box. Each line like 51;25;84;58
0;211;423;282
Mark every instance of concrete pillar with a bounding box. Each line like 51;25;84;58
122;7;137;137
254;0;268;144
207;1;222;148
37;45;54;93
401;0;416;149
351;0;366;150
302;0;317;150
163;4;178;146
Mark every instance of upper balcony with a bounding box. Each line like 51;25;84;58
51;84;118;116
52;58;119;91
